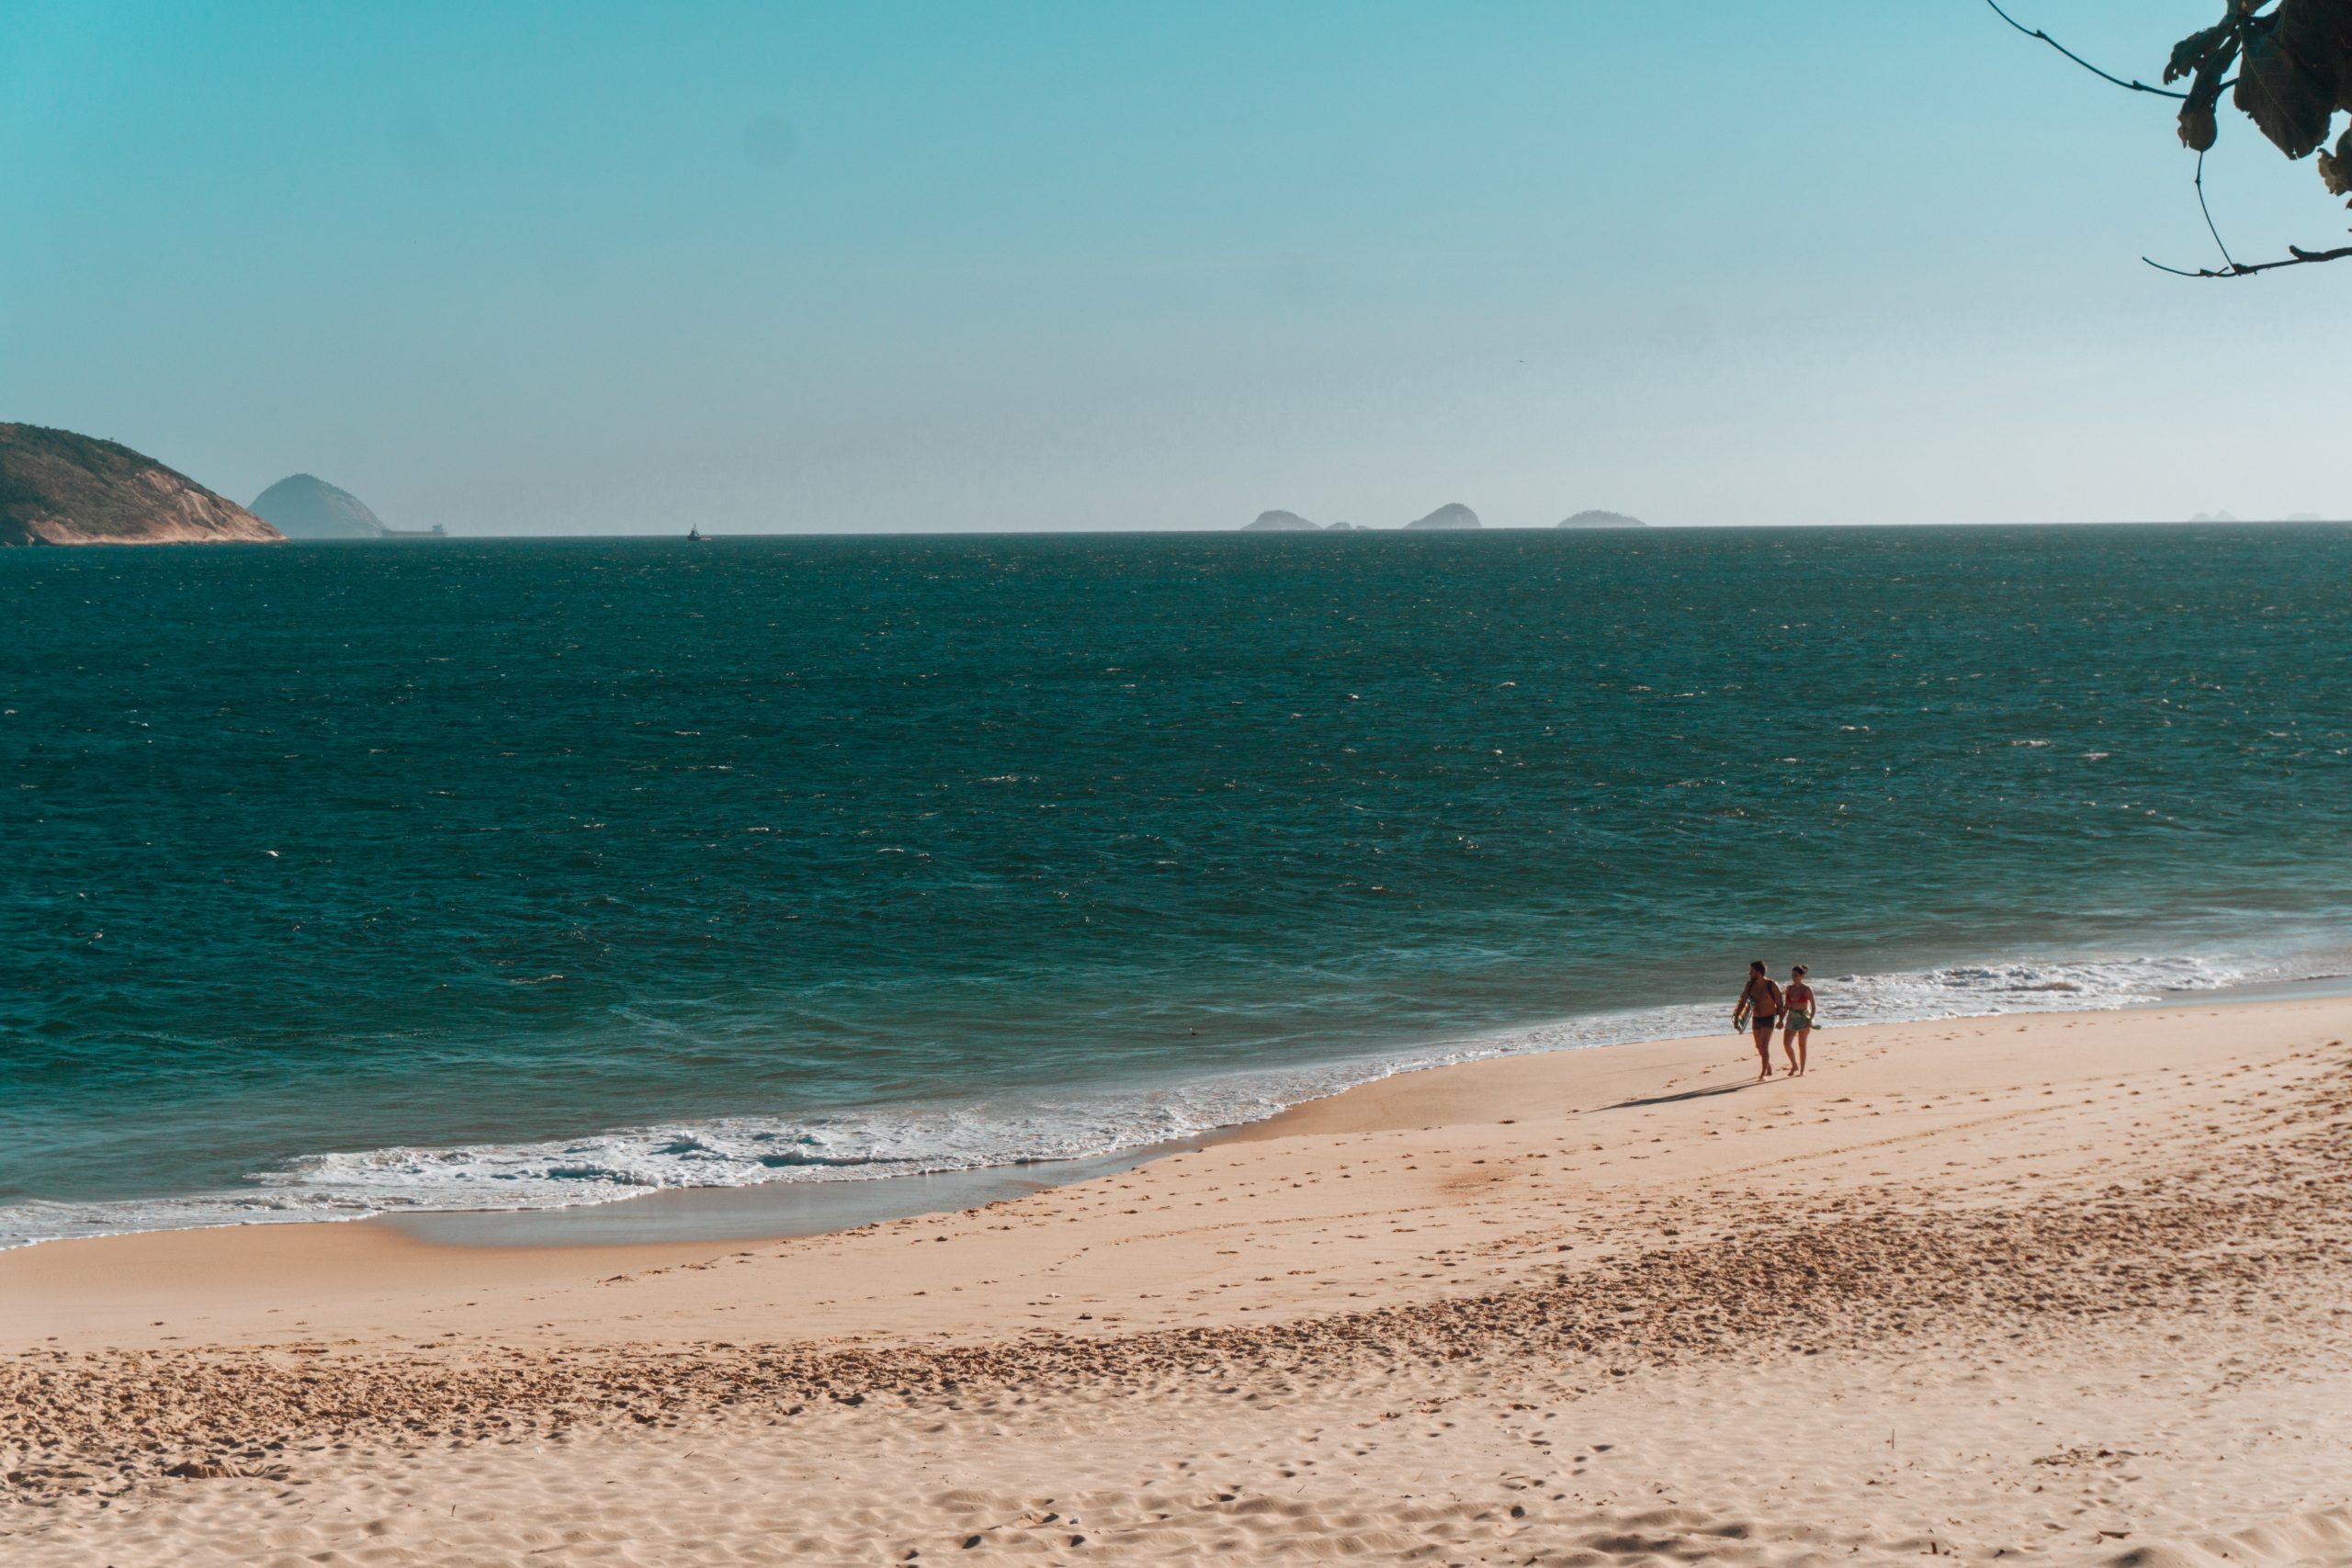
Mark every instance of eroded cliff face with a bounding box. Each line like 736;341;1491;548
0;423;283;546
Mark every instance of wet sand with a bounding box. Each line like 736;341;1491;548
5;998;2349;1565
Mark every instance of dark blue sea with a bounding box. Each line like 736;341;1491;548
6;526;2350;1244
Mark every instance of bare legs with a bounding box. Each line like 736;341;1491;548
1785;1026;1809;1077
1752;1024;1775;1079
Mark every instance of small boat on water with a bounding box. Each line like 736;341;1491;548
688;526;704;542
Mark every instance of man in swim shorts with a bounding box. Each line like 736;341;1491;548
1734;960;1783;1080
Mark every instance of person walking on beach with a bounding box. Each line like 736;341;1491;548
1781;964;1817;1077
1733;960;1782;1079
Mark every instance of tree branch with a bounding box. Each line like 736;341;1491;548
2192;152;2240;272
1984;1;2345;277
1982;0;2190;99
2143;243;2352;277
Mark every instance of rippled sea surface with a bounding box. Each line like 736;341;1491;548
5;525;2350;1242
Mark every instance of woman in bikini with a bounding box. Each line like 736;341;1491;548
1781;964;1817;1077
1734;960;1782;1079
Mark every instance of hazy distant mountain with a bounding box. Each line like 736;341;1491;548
1556;509;1646;529
2189;510;2241;524
1325;521;1363;531
1403;502;1480;530
0;423;282;547
251;474;445;538
251;472;429;539
1243;509;1321;531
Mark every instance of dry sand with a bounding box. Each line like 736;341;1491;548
4;997;2349;1564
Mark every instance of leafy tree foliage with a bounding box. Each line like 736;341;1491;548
2168;0;2352;203
1993;0;2352;272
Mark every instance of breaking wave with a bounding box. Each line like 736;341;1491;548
1;946;2317;1248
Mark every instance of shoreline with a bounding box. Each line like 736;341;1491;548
9;964;2351;1258
5;994;2348;1562
4;991;2347;1353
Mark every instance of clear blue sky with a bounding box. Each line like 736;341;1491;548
3;2;2345;533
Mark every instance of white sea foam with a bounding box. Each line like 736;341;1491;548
0;946;2331;1248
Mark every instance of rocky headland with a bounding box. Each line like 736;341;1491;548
0;423;282;547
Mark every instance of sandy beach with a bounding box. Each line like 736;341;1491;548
4;996;2349;1565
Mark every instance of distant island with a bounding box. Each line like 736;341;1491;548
1242;509;1322;531
0;423;282;547
1240;511;1376;531
1403;502;1479;530
1238;502;1645;532
251;473;444;539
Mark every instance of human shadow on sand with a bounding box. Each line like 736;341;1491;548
1596;1080;1758;1112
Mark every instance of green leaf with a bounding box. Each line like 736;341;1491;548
2233;0;2352;160
2320;127;2352;199
2179;99;2221;151
2179;54;2233;151
2166;21;2235;85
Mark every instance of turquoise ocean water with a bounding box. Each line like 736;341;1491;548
5;525;2350;1245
